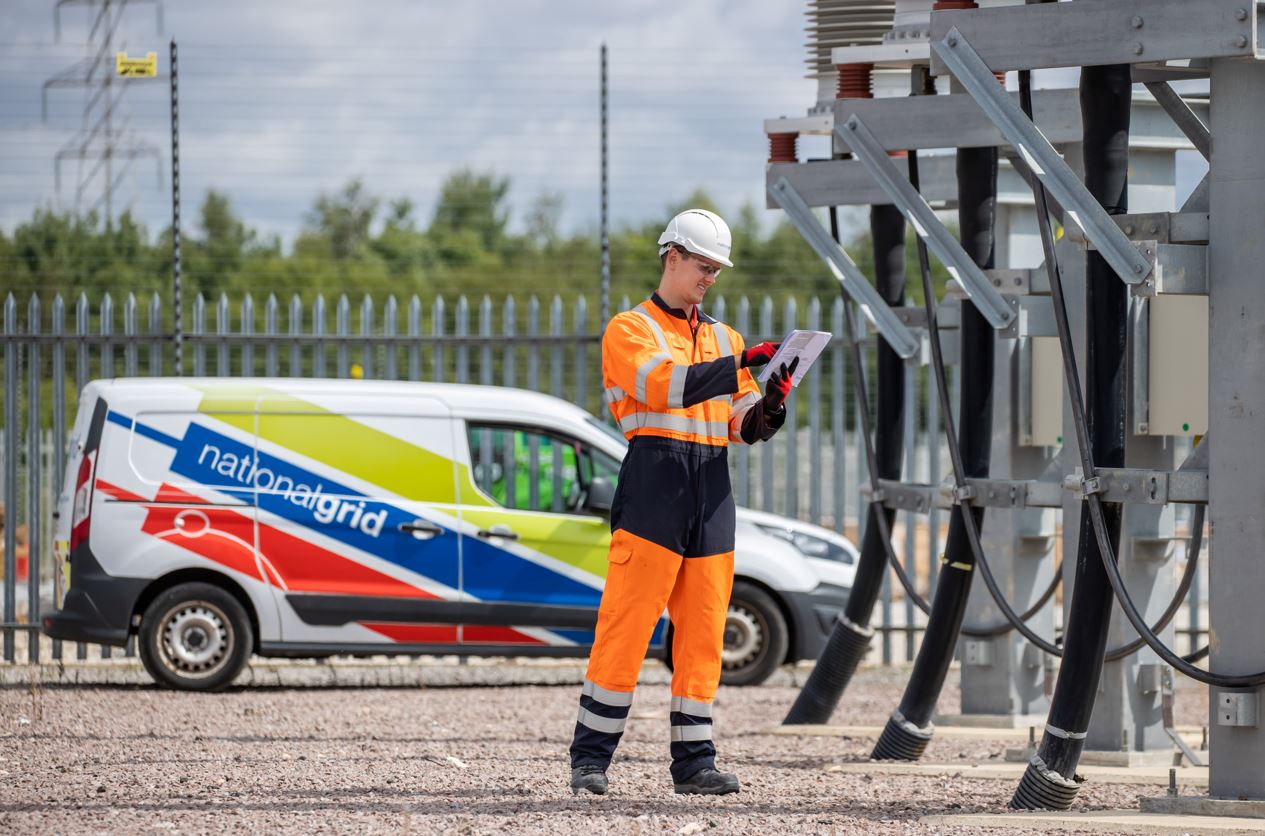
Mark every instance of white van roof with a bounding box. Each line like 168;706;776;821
94;377;599;426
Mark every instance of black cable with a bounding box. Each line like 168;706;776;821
1103;504;1203;661
1019;71;1265;689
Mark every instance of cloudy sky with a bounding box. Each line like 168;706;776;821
2;0;1205;254
1;0;828;247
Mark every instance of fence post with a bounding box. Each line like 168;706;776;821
808;297;822;526
831;297;846;537
124;293;138;376
479;296;493;387
74;294;88;659
51;294;66;661
265;294;278;378
101;294;115;378
503;297;517;389
433;296;446;382
288;295;302;378
760;296;774;513
783;297;798;519
527;296;540;393
216;294;231;377
148;294;162;376
335;295;350;378
574;296;588;413
27;294;41;663
735;297;751;509
313;295;327;378
455;296;469;384
383;295;398;380
3;294;15;662
360;295;374;379
241;293;254;377
408;296;421;381
550;296;564;400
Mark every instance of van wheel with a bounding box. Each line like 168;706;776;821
663;581;789;687
139;582;253;691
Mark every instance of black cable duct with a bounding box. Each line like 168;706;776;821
783;203;907;725
1011;63;1133;811
872;144;998;761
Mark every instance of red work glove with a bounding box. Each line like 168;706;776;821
762;357;800;412
741;341;779;368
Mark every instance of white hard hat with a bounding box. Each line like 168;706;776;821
657;209;734;268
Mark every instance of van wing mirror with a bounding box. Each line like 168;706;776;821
585;476;615;515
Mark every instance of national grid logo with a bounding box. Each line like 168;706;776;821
169;423;397;543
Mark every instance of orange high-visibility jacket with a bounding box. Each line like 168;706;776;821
602;295;767;447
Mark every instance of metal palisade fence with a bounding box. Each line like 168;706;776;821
2;290;959;665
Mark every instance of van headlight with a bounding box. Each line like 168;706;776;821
756;524;854;565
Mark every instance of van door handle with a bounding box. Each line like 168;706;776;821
476;525;519;541
398;521;444;540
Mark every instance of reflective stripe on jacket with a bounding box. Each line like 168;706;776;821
602;294;763;447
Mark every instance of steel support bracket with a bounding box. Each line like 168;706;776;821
1131;242;1209;297
928;0;1259;75
1062;467;1209;505
932;28;1155;286
866;480;930;513
768;177;921;358
835;114;1016;329
1067;212;1211;247
1000;296;1057;339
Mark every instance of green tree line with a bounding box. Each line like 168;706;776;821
1;170;951;315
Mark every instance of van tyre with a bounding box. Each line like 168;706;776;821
139;582;253;691
664;581;789;686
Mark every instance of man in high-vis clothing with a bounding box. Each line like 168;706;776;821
569;208;798;796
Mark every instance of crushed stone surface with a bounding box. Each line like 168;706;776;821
0;662;1210;834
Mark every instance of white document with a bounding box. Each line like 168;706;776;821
756;329;832;387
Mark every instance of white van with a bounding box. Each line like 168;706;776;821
42;379;856;690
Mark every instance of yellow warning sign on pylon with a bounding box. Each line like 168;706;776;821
116;51;157;78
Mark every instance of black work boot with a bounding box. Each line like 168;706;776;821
570;765;608;796
673;767;740;795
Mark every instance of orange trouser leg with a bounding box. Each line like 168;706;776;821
571;531;681;771
665;550;734;782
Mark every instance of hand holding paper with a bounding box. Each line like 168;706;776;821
762;357;799;411
756;330;831;387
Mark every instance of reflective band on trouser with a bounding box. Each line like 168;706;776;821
569;678;636;771
618;412;729;439
577;707;626;734
670;696;713;717
670;724;713;742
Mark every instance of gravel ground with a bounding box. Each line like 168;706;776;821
0;663;1209;835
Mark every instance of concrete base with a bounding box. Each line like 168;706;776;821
1003;745;1184;768
1140;796;1265;819
822;759;1208;788
921;810;1265;834
773;723;1031;741
934;712;1046;729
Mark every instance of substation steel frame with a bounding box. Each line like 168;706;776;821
764;0;1249;774
1206;53;1265;801
914;0;1264;796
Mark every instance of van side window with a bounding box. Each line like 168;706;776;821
467;426;583;513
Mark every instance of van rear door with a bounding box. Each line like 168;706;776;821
252;393;463;648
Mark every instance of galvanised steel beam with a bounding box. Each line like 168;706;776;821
932;30;1154;286
768;177;920;359
836;114;1015;330
928;0;1259;76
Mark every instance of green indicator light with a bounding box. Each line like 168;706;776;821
1182;422;1190;432
1057;435;1063;445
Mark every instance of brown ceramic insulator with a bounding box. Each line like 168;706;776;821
768;133;799;164
994;70;1007;86
932;0;977;10
836;63;874;100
